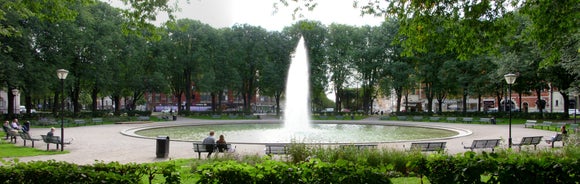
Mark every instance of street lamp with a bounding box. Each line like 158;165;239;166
504;73;517;148
57;69;69;151
12;89;19;117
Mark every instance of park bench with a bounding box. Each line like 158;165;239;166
570;124;578;133
379;116;390;120
264;143;289;155
478;118;491;124
512;136;543;151
19;132;41;148
192;143;233;159
211;115;221;119
551;122;566;131
3;127;19;143
539;121;552;130
339;144;378;150
547;134;565;148
410;142;446;152
413;116;423;121
463;139;501;152
446;117;457;122
462;117;474;123
318;115;328;120
335;115;344;120
524;120;537;128
37;118;58;126
429;117;441;122
137;116;150;121
397;116;408;121
92;118;103;124
74;119;86;126
40;135;71;151
228;115;238;119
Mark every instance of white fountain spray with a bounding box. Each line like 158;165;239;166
284;37;311;131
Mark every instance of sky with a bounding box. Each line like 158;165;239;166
111;0;385;31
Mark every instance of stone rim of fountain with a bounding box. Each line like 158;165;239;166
121;119;472;145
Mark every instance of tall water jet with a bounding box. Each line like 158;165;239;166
284;37;311;131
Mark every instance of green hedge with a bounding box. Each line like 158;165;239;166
2;150;579;183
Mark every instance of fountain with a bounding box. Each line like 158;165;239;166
283;37;311;131
128;37;468;144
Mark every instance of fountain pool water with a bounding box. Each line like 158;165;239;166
284;37;311;131
133;123;459;144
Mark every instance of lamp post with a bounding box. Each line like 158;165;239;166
504;73;517;148
12;89;19;117
57;69;69;151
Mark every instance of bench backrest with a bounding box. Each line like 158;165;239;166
526;120;537;124
193;143;214;152
19;132;32;139
410;142;446;151
470;139;500;149
479;118;490;122
542;121;552;125
265;143;288;154
40;135;60;143
519;136;543;145
447;117;457;121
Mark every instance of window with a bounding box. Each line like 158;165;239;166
556;100;559;107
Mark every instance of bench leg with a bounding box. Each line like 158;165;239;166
32;141;35;148
23;140;27;146
46;144;49;151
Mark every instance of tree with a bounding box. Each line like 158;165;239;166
259;31;293;115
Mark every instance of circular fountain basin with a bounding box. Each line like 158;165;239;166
125;122;468;144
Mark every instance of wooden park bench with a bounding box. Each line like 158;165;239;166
551;122;566;131
264;143;289;155
339;144;378;150
524;120;537;128
40;135;71;151
410;142;446;152
379;116;390;120
19;132;41;148
413;116;424;121
211;115;221;119
547;134;565;148
478;118;491;124
397;116;408;121
429;117;441;122
91;118;103;124
463;139;501;152
192;143;233;159
462;117;474;123
3;128;19;143
512;136;542;151
446;117;457;122
137;116;150;121
539;121;552;130
74;119;86;126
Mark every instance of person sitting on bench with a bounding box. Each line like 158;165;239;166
546;124;567;144
202;130;216;158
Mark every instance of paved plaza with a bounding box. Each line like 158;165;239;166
12;116;559;165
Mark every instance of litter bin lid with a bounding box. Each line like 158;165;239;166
157;136;169;139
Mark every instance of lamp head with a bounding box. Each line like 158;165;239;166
57;69;69;80
504;73;517;85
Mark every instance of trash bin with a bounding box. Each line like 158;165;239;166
156;136;170;158
172;115;177;121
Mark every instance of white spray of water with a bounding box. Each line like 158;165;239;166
284;37;311;131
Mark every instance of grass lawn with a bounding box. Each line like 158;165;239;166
0;134;68;158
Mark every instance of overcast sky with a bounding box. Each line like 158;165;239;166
110;0;385;31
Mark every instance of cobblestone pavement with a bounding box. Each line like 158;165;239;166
12;116;557;165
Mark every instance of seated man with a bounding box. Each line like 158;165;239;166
202;130;216;158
